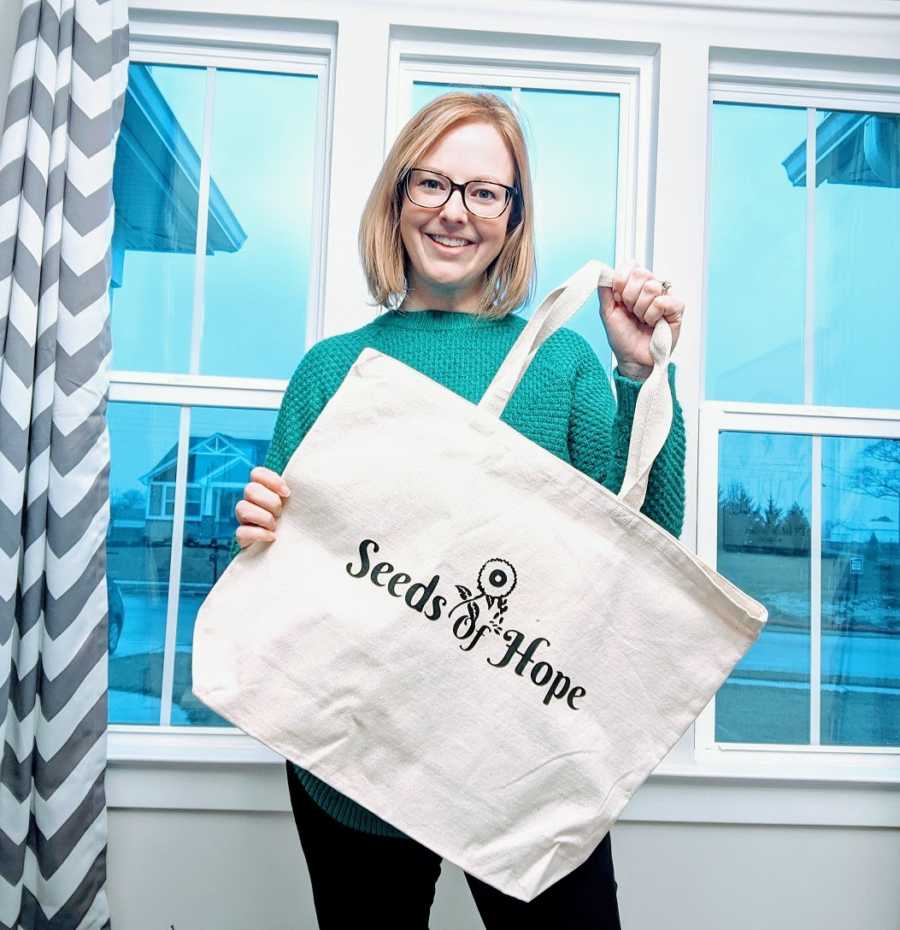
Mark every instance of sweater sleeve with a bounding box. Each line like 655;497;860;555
567;341;686;539
225;343;330;566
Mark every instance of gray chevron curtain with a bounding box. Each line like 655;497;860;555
0;1;128;927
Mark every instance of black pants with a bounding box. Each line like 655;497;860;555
285;761;622;930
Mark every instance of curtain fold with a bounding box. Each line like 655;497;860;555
0;1;128;927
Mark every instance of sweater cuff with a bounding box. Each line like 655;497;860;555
613;361;678;419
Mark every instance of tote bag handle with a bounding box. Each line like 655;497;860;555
477;260;674;512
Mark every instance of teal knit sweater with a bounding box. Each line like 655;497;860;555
226;305;686;839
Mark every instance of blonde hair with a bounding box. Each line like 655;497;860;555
358;92;536;319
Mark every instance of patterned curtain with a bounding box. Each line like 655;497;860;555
0;1;128;927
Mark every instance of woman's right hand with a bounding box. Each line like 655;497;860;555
235;466;291;548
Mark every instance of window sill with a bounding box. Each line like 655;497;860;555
106;727;900;827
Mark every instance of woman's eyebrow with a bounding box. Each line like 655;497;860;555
420;165;507;185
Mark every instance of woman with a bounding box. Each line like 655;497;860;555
230;91;686;929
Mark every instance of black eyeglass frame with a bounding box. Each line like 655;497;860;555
400;167;521;221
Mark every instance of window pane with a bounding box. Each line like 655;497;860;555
107;402;180;725
715;432;812;744
517;87;619;365
110;63;206;373
822;436;900;746
410;82;620;366
706;103;808;403
110;64;321;379
200;70;320;379
172;407;277;727
814;111;900;410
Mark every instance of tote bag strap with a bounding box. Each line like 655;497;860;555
477;259;674;512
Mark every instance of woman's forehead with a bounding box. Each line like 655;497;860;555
420;121;515;184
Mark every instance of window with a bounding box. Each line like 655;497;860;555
106;49;331;728
698;84;900;771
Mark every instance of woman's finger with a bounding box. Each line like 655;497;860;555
235;523;277;548
244;480;285;519
235;498;278;531
620;263;651;313
634;279;666;322
250;465;291;499
643;294;671;327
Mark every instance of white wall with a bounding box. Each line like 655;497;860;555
2;0;899;927
104;812;900;930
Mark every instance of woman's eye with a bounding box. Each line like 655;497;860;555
419;178;444;190
473;188;498;200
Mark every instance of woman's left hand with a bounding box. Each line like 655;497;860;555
596;261;685;379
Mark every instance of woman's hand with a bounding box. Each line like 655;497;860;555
235;466;291;548
596;260;685;379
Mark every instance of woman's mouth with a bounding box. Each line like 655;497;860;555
425;232;475;251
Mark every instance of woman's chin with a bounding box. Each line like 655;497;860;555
420;266;472;287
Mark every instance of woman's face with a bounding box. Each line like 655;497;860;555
399;119;516;312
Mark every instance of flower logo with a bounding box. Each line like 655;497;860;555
448;557;517;636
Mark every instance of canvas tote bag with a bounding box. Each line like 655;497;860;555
192;259;768;902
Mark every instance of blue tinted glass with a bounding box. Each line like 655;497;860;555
814;111;900;410
149;62;205;144
200;70;319;379
706;103;808;403
172;406;277;727
821;436;900;746
107;401;181;725
518;87;618;366
715;431;812;744
110;63;206;373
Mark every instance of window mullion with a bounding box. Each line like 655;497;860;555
804;106;816;406
189;66;216;374
805;105;821;747
810;433;823;746
162;65;216;726
306;60;332;348
160;405;191;726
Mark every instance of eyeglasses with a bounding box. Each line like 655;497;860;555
402;167;519;220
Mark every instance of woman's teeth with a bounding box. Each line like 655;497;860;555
428;233;472;248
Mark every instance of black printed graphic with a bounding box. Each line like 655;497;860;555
448;557;517;638
345;538;585;711
346;538;446;620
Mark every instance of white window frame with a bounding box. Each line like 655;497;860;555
695;53;900;782
697;403;900;780
107;19;335;732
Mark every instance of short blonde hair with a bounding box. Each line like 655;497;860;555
358;92;536;319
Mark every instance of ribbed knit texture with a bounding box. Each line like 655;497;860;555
226;305;686;839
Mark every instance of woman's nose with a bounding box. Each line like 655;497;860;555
439;188;468;222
